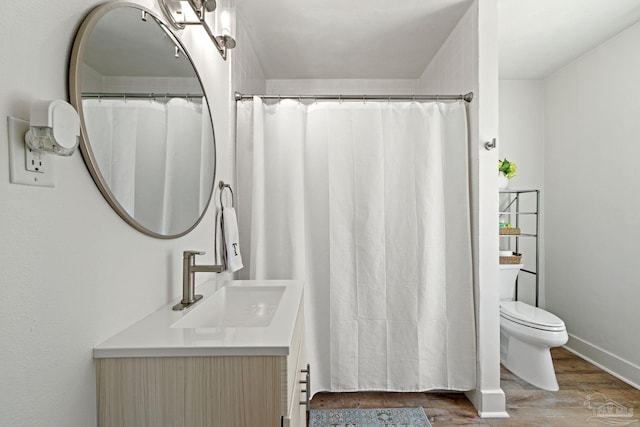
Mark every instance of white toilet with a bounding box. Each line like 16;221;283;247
499;263;568;391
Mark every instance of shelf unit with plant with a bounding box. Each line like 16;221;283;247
499;189;540;307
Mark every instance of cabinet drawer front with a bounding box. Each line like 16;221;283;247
97;356;281;427
282;375;302;427
280;302;305;415
282;340;306;427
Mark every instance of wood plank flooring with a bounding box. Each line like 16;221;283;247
310;348;640;426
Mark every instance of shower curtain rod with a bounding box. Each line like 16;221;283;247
82;92;203;100
235;91;473;103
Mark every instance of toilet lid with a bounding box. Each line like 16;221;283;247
500;301;566;331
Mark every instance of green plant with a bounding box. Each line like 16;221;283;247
498;158;517;179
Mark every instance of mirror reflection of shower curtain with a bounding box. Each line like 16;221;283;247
237;98;477;394
163;98;204;233
82;98;206;234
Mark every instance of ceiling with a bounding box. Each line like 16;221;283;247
237;0;640;80
236;0;473;79
499;0;640;79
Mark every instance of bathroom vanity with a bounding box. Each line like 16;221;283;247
94;280;307;427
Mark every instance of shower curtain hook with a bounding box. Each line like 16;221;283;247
412;95;416;102
339;94;342;104
363;94;366;104
387;95;391;104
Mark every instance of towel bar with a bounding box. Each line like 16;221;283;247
219;181;234;208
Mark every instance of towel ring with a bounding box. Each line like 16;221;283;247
219;181;234;209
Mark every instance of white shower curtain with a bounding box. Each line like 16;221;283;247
237;98;476;394
83;98;209;234
163;98;205;233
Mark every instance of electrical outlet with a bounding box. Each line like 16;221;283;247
7;116;54;187
25;147;46;173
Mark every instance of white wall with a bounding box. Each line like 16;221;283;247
230;21;266;282
101;76;202;94
498;80;545;307
0;1;238;425
544;21;640;387
233;24;267;96
498;81;545;193
82;63;203;96
421;0;506;416
266;79;418;95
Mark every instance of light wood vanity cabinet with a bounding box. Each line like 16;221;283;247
96;305;307;427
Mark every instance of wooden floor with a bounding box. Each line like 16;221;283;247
310;348;640;426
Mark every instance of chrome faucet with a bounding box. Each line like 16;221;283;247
172;250;224;311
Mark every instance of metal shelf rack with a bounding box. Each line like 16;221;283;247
499;189;540;307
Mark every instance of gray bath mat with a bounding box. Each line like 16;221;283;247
309;407;432;427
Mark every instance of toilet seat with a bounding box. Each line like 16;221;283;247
500;301;565;332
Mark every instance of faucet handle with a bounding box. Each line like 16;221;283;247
183;250;205;259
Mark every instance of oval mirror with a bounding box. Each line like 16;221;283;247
69;3;216;238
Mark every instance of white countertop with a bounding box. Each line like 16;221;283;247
94;280;303;358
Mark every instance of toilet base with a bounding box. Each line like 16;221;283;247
500;317;568;391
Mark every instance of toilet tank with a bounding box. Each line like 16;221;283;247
499;263;523;301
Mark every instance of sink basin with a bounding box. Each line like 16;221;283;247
171;286;286;329
94;280;303;358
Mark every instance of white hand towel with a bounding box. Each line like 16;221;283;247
214;209;225;268
222;206;243;272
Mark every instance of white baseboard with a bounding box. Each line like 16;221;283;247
464;388;508;418
564;334;640;390
478;411;510;418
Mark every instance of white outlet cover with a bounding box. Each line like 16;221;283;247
7;116;54;187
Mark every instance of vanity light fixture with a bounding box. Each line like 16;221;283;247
25;100;79;156
187;0;217;12
158;0;236;60
215;9;235;50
